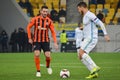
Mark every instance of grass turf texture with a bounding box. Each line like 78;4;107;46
0;52;120;80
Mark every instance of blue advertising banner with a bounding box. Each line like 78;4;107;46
57;31;75;38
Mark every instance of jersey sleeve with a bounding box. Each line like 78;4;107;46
88;12;107;35
49;20;57;43
27;17;35;39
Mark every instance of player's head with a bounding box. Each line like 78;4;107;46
40;6;48;18
62;30;65;33
77;2;87;15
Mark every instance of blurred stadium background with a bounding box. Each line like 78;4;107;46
0;0;120;53
0;0;120;80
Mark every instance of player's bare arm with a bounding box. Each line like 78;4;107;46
28;38;33;44
54;43;58;50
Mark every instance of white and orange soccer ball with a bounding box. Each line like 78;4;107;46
60;69;70;78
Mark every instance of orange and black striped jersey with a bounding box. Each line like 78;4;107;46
27;15;57;43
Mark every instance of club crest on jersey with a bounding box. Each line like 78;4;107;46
38;26;46;30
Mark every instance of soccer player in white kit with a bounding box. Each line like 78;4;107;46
77;2;110;79
75;23;83;56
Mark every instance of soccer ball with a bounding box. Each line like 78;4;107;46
60;69;70;78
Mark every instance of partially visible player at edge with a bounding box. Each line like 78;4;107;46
77;2;110;79
27;6;58;77
75;23;83;57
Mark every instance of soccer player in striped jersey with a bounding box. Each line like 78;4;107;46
27;6;58;77
77;2;110;79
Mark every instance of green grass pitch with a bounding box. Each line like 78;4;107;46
0;52;120;80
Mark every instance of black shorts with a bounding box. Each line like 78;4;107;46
33;42;50;52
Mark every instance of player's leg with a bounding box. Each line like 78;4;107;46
79;49;100;79
42;42;52;75
34;50;41;77
82;39;100;75
33;42;41;77
79;39;100;78
76;39;92;71
79;49;100;71
44;51;52;74
79;49;93;70
45;52;51;68
79;39;97;70
77;48;91;71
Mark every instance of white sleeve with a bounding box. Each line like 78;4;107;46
95;20;107;35
88;12;107;35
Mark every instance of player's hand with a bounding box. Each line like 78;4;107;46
54;43;58;50
104;35;110;42
29;38;33;44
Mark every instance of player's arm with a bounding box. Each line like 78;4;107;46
27;18;35;44
95;20;110;42
49;21;58;49
89;13;110;42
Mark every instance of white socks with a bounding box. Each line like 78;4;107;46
81;58;92;71
81;53;97;71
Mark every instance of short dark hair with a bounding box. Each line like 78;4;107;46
62;30;65;33
41;5;48;10
77;2;87;8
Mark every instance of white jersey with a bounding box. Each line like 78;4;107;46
83;11;107;39
81;11;108;53
75;27;83;48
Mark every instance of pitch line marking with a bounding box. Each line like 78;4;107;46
40;64;120;69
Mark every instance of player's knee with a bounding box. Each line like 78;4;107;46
79;49;85;59
45;51;51;57
34;50;40;57
78;53;82;60
77;52;82;59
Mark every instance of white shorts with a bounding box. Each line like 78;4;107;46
81;38;98;54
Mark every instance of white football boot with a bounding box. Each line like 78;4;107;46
36;72;41;77
47;67;52;75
